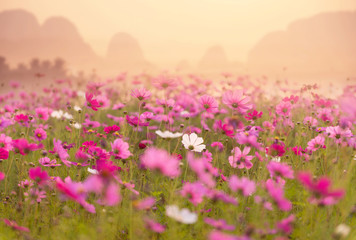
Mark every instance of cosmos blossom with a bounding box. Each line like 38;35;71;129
297;172;344;205
182;133;206;152
228;146;254;169
85;92;101;111
140;147;181;177
199;95;219;113
222;90;252;113
131;88;151;101
111;138;132;160
229;175;256;196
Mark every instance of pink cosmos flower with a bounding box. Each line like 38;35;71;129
208;230;250;240
204;218;235;231
153;76;178;90
228;175;256;196
111;138;132;160
24;188;46;204
53;139;72;167
187;153;216;188
133;197;156;210
277;214;295;234
85;92;101;111
283;95;299;104
211;142;224;151
317;108;334;122
84;174;121;206
325;126;353;145
222;90;252;113
228;146;254;169
0;171;4;181
3;219;30;232
199;95;219;113
28;167;49;185
39;157;61;167
56;177;96;213
96;95;110;108
35;107;50;121
144;218;166;233
303;116;318;127
276;101;292;117
267;162;294;180
181;181;208;206
306;135;326;152
0;134;13;151
83;119;101;128
265;179;292;211
131;88;151;101
126;115;150;127
34;128;47;141
140;147;180;178
297;172;344;205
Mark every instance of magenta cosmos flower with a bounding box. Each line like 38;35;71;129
297;172;344;206
85;92;101;111
140;147;180;178
228;146;254;169
0;148;9;161
199;95;219;113
222;90;252;113
29;167;49;185
111;138;132;160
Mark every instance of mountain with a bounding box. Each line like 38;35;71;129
0;9;99;71
105;32;151;72
0;9;151;73
247;11;356;77
198;45;243;73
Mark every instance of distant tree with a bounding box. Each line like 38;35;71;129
30;58;40;72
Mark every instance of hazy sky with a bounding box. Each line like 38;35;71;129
0;0;355;66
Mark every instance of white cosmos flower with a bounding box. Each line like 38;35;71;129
155;130;183;139
87;168;99;175
334;224;350;238
51;110;64;119
182;133;206;152
74;106;82;112
77;90;85;98
63;112;73;120
166;205;197;224
271;156;281;162
73;123;82;129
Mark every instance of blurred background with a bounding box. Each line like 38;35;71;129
0;0;355;84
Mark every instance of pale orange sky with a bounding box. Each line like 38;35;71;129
0;0;355;66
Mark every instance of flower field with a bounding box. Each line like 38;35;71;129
0;75;356;240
